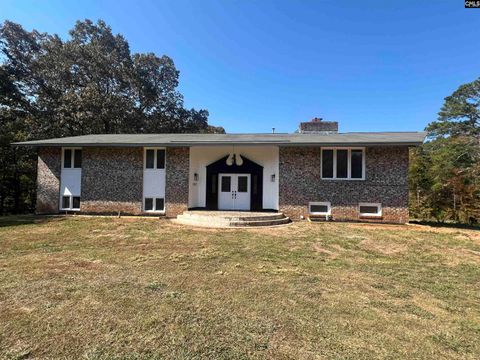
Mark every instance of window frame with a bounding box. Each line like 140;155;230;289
321;147;365;180
144;147;166;170
60;195;81;211
221;175;231;193
62;147;82;169
143;197;165;213
72;196;81;209
309;201;331;216
359;202;382;217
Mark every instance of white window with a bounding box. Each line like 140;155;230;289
62;148;82;169
143;148;166;213
359;203;382;217
61;195;81;211
309;202;331;215
145;148;165;169
144;198;165;212
321;148;365;180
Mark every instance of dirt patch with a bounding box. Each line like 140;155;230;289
465;232;480;244
312;243;339;258
346;222;480;238
407;223;480;236
445;248;480;266
346;223;410;232
411;293;449;318
463;248;480;256
359;238;408;255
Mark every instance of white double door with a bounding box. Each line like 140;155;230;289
218;173;251;210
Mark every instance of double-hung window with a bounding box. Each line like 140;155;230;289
321;148;365;180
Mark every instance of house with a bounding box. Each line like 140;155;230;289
14;119;425;224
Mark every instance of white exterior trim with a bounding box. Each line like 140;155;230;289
320;147;365;180
188;146;279;210
59;147;82;211
143;147;166;213
359;202;382;217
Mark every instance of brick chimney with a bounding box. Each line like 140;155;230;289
299;117;338;134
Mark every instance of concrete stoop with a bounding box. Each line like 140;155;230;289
175;210;292;228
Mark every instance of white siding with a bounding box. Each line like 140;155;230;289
143;170;166;198
60;169;81;197
188;146;279;210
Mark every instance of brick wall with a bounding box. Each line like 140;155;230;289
36;144;409;223
81;147;143;215
165;147;189;217
299;119;338;133
35;146;191;217
36;147;61;214
279;146;410;223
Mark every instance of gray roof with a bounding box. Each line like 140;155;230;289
12;132;426;147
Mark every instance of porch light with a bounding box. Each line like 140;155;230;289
271;174;276;182
194;173;199;181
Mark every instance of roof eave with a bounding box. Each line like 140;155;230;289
12;141;424;147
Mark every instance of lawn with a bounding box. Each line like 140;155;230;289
0;216;479;359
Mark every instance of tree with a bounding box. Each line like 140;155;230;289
427;78;480;139
1;19;222;137
411;78;480;224
0;19;224;214
0;22;41;214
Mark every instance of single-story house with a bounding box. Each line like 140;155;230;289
14;119;426;223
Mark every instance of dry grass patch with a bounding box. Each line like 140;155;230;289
0;216;479;359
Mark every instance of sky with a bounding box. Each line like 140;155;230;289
1;0;479;133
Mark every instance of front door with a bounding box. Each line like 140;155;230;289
218;174;251;210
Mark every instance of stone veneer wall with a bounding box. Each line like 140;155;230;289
279;146;410;223
81;147;143;215
165;147;189;217
36;147;61;214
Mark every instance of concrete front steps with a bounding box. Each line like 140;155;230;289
175;210;291;228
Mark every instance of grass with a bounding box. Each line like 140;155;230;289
0;216;480;359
